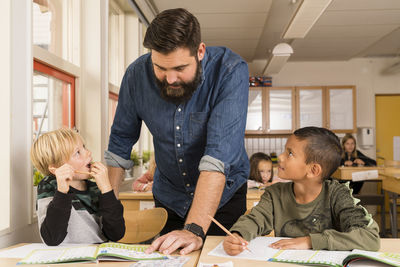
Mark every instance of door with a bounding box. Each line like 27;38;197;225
375;95;400;165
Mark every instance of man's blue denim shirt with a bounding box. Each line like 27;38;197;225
106;46;250;218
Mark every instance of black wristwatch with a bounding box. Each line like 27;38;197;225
184;223;206;241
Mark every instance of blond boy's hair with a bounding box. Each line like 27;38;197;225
31;128;83;176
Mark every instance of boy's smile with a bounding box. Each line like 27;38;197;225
278;135;308;180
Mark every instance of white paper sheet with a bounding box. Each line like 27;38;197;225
208;236;288;261
351;170;379;181
0;243;88;258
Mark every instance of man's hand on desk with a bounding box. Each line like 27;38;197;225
145;229;203;255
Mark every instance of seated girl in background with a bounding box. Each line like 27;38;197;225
341;133;376;194
132;155;155;192
248;152;275;189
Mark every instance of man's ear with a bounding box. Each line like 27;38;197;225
307;163;322;178
197;42;206;61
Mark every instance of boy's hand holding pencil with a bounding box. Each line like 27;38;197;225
207;215;251;256
223;232;251;256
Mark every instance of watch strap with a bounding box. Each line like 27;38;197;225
184;223;206;241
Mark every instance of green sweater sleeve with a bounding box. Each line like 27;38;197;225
230;190;274;241
310;184;380;251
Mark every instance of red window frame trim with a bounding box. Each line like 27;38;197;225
33;59;76;128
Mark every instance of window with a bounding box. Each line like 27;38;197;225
33;60;75;140
33;0;80;65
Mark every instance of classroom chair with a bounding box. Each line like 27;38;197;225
119;208;167;244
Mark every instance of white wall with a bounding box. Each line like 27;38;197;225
249;57;400;159
80;0;109;162
0;0;11;234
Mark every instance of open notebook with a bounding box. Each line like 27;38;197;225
17;242;166;265
208;237;400;267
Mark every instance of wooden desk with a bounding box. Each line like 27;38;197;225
0;243;200;267
198;236;400;267
381;171;400;238
119;191;154;211
332;166;386;237
246;188;264;210
332;166;384;180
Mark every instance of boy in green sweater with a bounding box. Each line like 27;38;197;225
224;127;380;255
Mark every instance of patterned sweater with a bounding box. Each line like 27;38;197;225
230;179;380;251
37;175;125;245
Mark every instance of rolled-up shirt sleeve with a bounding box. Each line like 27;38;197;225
107;65;142;162
202;61;249;176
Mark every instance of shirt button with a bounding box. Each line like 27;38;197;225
182;172;187;176
178;108;182;112
176;125;180;130
179;158;183;163
177;143;181;147
190;192;194;196
186;184;190;187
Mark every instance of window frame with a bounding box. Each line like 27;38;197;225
33;59;76;129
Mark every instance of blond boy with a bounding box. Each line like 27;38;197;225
31;128;125;245
224;127;380;255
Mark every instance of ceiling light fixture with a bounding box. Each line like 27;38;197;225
282;0;333;39
263;43;293;75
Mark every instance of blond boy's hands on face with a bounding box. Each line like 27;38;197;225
53;164;75;194
223;232;249;256
90;162;113;193
269;236;312;250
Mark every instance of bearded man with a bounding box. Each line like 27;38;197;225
105;8;249;255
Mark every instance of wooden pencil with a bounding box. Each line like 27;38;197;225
74;170;91;175
207;215;252;253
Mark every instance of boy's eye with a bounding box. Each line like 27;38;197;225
288;151;293;157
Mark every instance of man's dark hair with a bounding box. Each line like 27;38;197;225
143;8;201;56
293;127;342;180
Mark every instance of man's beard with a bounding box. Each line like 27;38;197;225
155;60;202;105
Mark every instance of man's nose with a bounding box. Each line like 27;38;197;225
165;71;178;85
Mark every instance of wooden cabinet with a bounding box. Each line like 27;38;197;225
246;87;265;134
296;86;325;129
246;85;356;135
267;87;295;134
326;86;356;133
246;87;295;134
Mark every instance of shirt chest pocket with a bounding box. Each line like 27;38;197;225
190;112;209;139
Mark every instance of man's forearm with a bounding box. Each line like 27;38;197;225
107;166;125;198
185;171;225;233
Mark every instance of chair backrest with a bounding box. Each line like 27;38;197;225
384;160;400;168
119;207;167;244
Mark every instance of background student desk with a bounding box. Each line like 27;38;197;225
381;169;400;238
0;243;200;267
246;188;264;210
119;191;154;211
119;189;266;212
331;166;387;237
198;236;400;267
